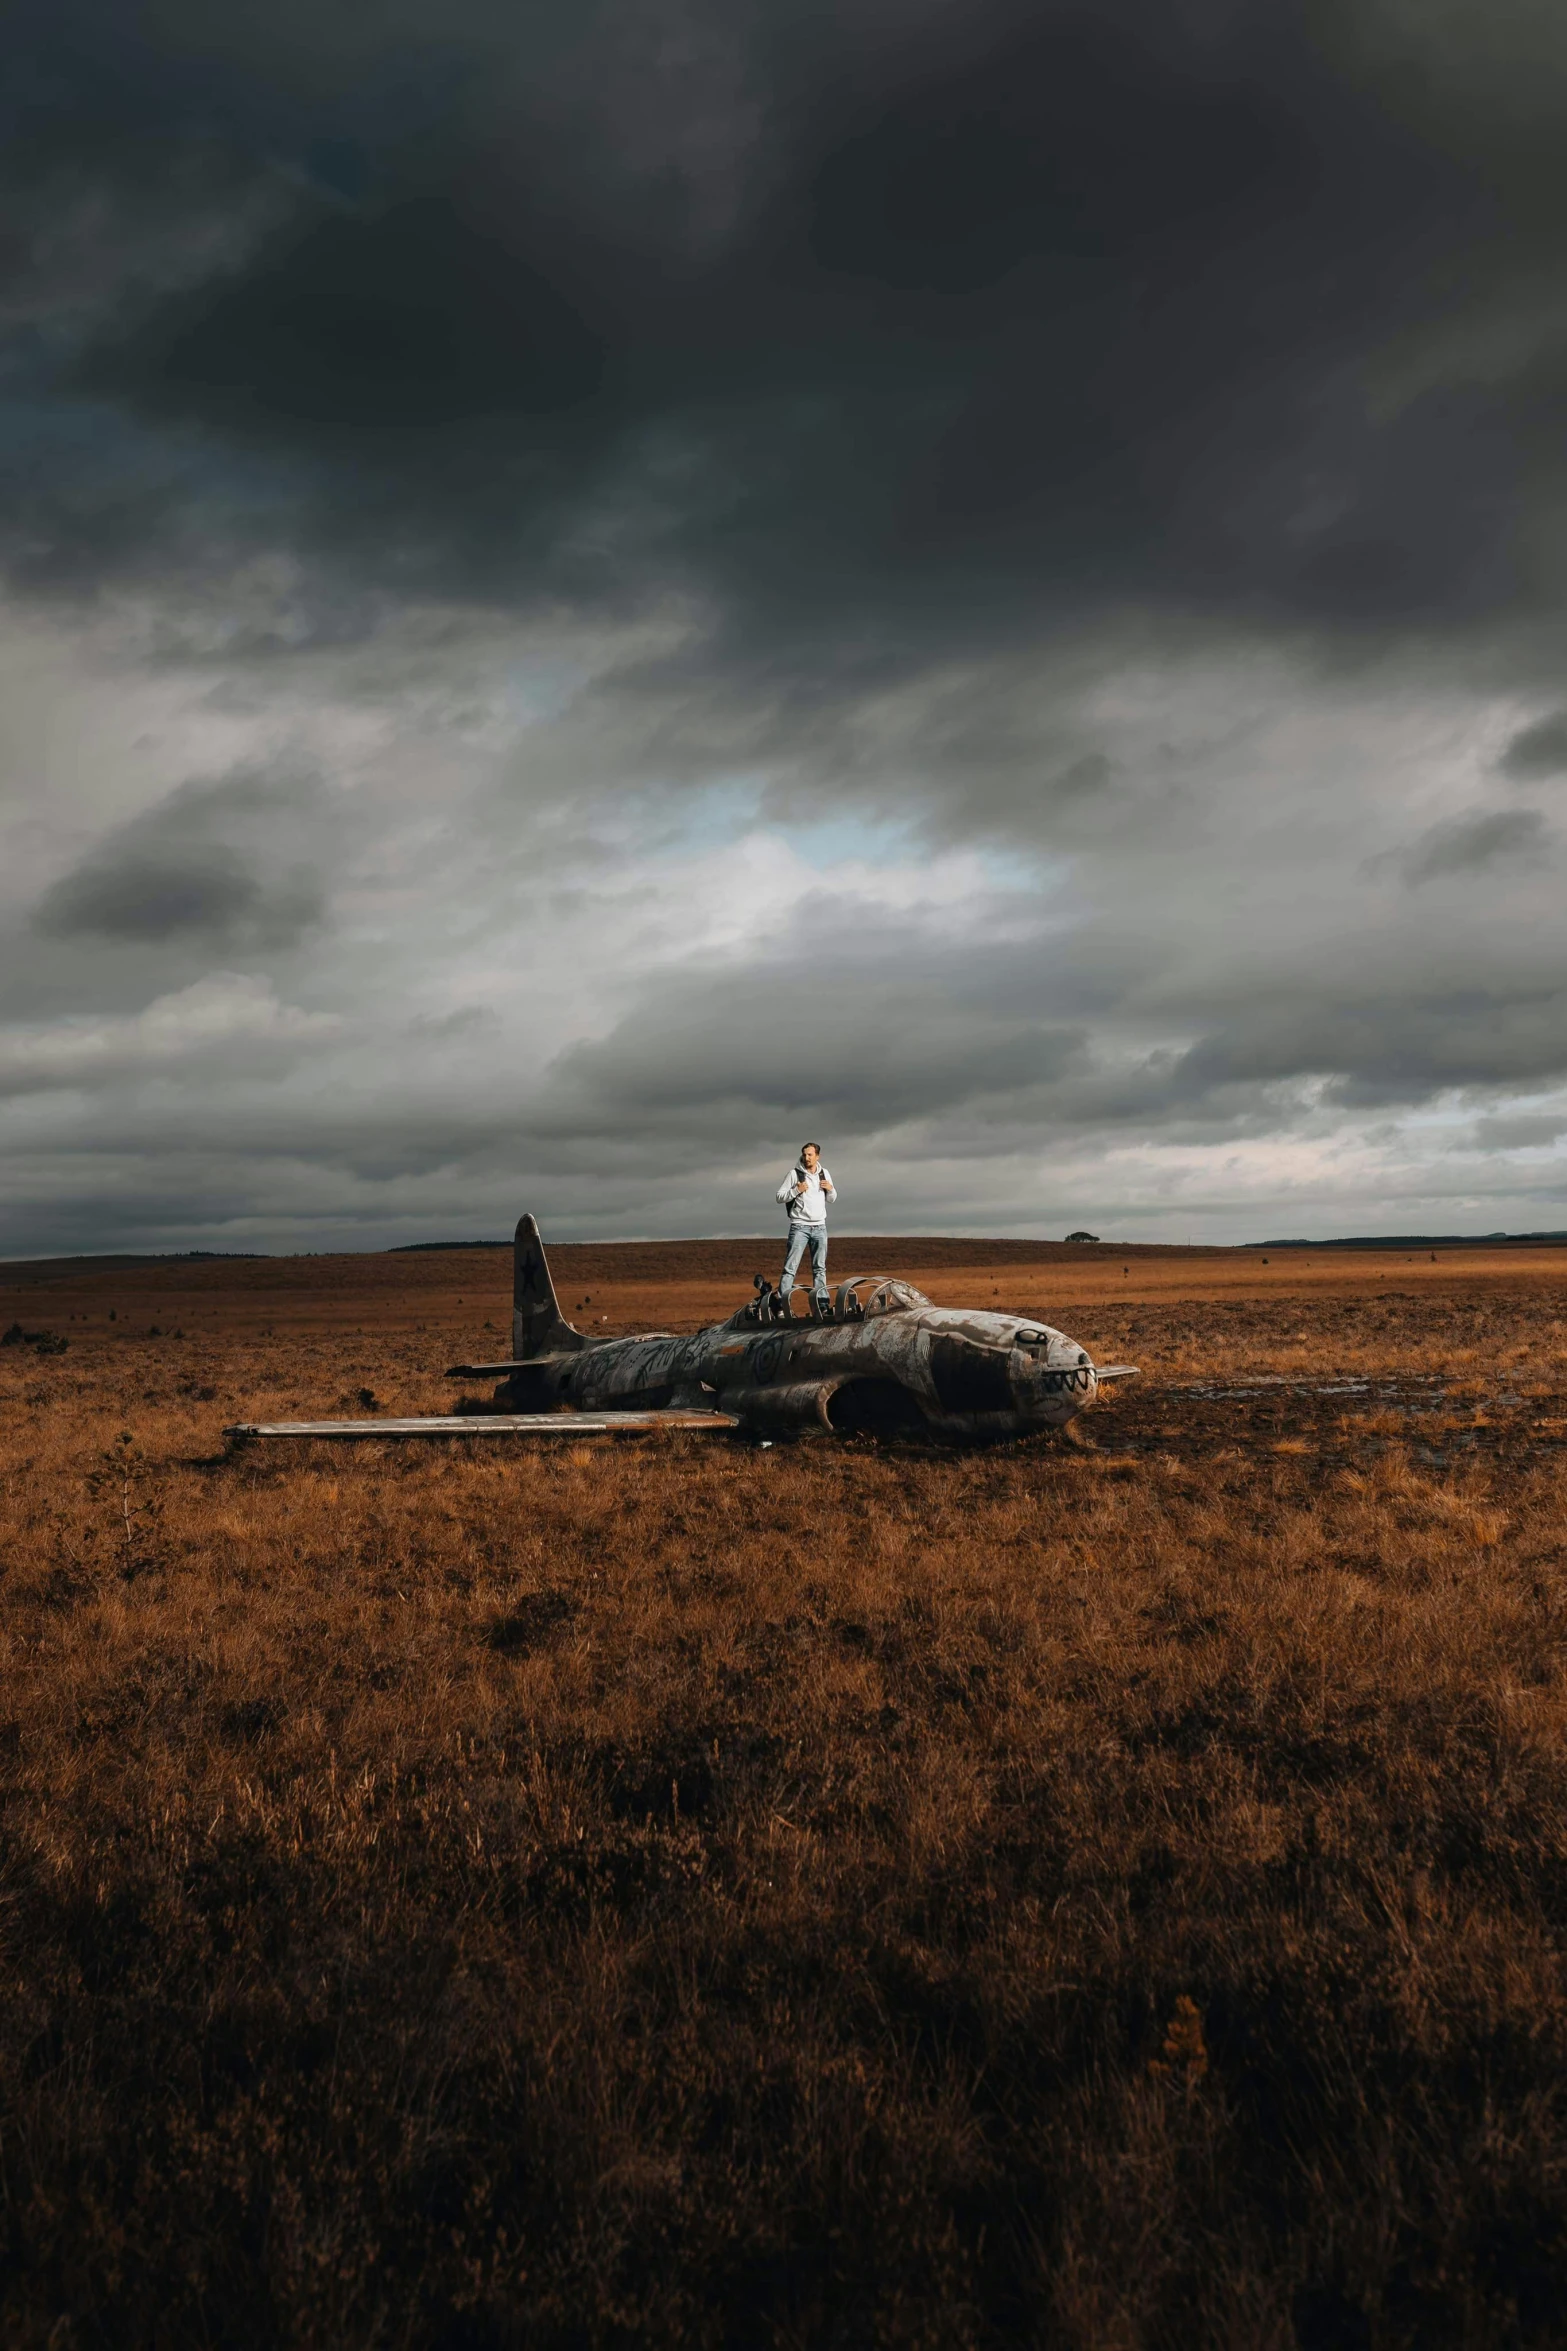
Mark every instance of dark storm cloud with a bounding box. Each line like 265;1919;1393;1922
1367;806;1551;887
36;846;290;944
31;764;327;950
1170;979;1567;1110
8;0;1567;1252
524;868;1567;1161
88;200;606;433
543;966;1089;1138
7;0;1559;678
1501;711;1567;780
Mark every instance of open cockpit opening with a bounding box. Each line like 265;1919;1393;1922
736;1272;932;1328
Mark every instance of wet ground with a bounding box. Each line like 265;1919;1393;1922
1091;1373;1567;1471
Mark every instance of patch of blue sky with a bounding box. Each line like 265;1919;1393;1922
503;659;587;728
775;814;1058;894
774;811;920;868
639;775;764;854
642;776;1055;892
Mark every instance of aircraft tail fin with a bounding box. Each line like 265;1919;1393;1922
513;1214;588;1358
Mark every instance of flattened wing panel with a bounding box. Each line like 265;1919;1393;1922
929;1335;1014;1414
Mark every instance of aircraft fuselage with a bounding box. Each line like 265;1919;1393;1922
497;1281;1109;1437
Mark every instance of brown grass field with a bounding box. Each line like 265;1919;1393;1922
4;1235;1567;2348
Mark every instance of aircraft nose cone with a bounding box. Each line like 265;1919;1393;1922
1013;1333;1096;1417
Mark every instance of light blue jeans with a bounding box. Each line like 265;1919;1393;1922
780;1222;829;1298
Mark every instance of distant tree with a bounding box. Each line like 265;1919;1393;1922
1064;1230;1100;1243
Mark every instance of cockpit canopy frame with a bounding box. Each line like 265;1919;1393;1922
732;1271;932;1329
833;1274;931;1319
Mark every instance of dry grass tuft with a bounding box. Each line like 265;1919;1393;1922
2;1245;1567;2344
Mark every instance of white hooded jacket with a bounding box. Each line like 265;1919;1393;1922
776;1161;836;1225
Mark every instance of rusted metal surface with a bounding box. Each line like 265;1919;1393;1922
450;1215;1138;1440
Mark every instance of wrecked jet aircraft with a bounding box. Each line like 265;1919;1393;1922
442;1214;1138;1439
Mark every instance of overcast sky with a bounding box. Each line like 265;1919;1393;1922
5;0;1567;1254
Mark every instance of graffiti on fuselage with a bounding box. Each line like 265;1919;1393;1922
535;1299;1105;1429
745;1334;786;1386
562;1332;700;1406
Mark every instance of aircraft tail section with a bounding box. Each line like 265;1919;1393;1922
513;1214;588;1358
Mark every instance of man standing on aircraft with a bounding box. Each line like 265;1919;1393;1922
776;1141;836;1309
